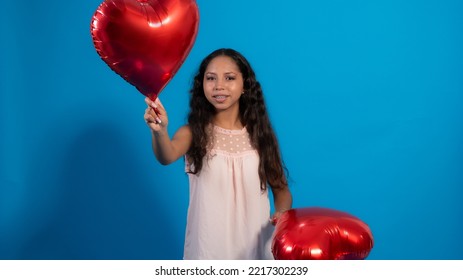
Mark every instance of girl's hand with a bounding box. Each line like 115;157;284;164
270;209;288;226
144;97;168;132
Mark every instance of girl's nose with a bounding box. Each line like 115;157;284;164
214;79;224;90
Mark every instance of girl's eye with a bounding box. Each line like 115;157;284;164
205;76;215;81
226;76;236;80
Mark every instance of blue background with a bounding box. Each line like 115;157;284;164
1;0;462;260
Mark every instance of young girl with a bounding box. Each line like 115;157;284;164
144;48;292;260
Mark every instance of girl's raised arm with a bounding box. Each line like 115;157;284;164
144;97;192;165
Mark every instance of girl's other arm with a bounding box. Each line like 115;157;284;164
270;186;293;225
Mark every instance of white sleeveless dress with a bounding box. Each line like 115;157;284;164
183;125;274;260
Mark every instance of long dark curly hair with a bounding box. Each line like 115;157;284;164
186;48;288;190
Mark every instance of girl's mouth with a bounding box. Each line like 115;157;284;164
213;95;228;102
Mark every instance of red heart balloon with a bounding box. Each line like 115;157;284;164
90;0;199;100
272;207;374;260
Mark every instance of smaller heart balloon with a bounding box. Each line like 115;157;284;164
272;207;374;260
90;0;199;100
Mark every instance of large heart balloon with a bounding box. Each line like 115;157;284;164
272;207;374;260
90;0;199;100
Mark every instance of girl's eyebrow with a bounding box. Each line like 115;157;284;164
205;71;237;75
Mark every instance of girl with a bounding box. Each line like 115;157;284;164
144;48;292;259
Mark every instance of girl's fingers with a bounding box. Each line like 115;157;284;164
144;97;165;112
145;117;161;126
145;98;163;117
144;112;154;122
153;107;162;117
144;97;165;126
145;97;159;110
144;97;154;107
145;107;156;118
145;112;162;125
145;104;161;118
155;98;165;109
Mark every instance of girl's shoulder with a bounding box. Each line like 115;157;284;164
175;124;192;136
172;124;193;144
178;124;192;132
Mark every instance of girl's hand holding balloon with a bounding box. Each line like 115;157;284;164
270;209;288;226
144;97;168;132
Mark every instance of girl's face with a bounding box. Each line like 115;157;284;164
203;55;244;113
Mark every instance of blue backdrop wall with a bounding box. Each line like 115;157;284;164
1;0;462;260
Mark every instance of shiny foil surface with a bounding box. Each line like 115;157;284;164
272;207;374;260
91;0;199;100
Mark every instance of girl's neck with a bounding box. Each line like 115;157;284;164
212;110;243;130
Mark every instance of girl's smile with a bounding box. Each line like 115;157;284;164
212;94;229;103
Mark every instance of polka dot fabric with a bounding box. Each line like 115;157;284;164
211;125;254;155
